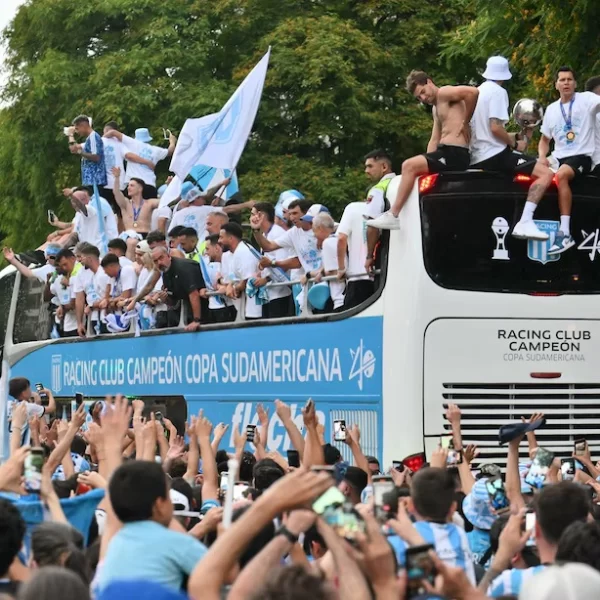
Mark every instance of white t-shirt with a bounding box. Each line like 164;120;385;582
50;276;78;332
220;251;235;308
541;91;600;159
593;114;600;168
262;224;292;301
169;205;212;238
275;227;321;275
118;256;133;268
74;266;110;321
102;137;126;190
7;400;45;447
470;80;510;164
337;202;370;280
74;204;102;249
365;173;395;217
202;259;225;310
322;234;346;310
121;135;169;187
151;205;172;232
31;263;55;284
90;196;119;241
110;264;138;298
231;242;261;318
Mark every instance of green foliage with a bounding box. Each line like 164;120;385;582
443;0;600;102
0;0;469;249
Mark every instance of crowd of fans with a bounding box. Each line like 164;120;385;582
3;384;600;600
1;116;391;337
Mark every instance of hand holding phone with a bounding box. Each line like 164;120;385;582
406;544;437;597
24;448;44;493
246;424;256;444
75;392;84;407
524;447;554;489
287;449;300;468
574;438;587;457
35;383;49;407
485;476;509;511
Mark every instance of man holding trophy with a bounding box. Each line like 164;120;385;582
469;56;553;241
539;66;600;254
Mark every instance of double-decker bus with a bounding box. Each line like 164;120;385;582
2;171;600;465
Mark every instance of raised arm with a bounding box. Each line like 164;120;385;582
45;405;87;475
275;400;305;459
2;248;38;280
301;400;325;467
111;167;130;209
167;131;177;156
196;411;218;502
442;85;479;124
124;152;155;170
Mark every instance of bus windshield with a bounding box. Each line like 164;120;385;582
421;172;600;294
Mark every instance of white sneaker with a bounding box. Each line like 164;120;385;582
367;211;400;230
512;220;548;241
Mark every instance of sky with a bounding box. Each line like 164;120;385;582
0;0;24;92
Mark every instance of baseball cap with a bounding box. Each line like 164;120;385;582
157;184;168;198
180;181;195;199
135;240;151;254
170;488;200;518
520;563;600;600
300;204;330;223
184;186;202;202
499;417;546;445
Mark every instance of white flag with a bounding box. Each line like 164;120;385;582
160;49;270;208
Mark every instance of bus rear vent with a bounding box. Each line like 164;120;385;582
441;382;600;464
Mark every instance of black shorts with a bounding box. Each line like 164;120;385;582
558;155;592;179
424;144;470;173
591;164;600;177
471;147;537;176
343;280;374;311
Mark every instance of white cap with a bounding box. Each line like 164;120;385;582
169;489;200;518
482;56;512;81
520;563;600;600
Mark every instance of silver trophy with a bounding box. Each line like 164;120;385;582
512;98;544;145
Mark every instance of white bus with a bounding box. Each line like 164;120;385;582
2;171;599;466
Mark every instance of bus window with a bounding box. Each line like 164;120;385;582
421;174;600;294
13;276;50;343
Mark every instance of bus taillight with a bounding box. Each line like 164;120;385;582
530;372;562;379
513;174;533;184
527;292;562;296
419;174;438;194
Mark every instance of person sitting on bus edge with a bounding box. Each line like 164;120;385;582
179;227;202;263
74;243;111;337
362;149;395;272
67;115;107;189
248;202;293;319
51;248;83;338
200;233;235;324
538;66;600;255
218;222;262;321
100;253;138;317
60;191;107;253
253;200;322;315
151;245;205;332
107;238;134;267
468;56;554;241
368;71;479;231
584;74;600;177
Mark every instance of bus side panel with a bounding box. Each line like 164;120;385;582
11;317;384;458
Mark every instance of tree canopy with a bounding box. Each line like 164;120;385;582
1;0;599;250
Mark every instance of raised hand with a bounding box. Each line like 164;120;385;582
274;399;291;423
256;403;269;427
195;410;213;440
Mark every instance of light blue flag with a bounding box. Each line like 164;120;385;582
189;165;239;199
92;183;108;255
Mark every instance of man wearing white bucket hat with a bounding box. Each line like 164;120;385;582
469;56;554;242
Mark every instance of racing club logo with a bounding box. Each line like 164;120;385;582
349;339;376;391
528;220;560;265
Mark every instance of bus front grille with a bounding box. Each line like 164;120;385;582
441;382;600;464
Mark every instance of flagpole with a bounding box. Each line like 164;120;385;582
92;183;108;255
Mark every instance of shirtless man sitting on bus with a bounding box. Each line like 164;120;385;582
369;71;479;231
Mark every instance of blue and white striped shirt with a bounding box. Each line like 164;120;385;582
388;521;475;584
487;565;547;597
